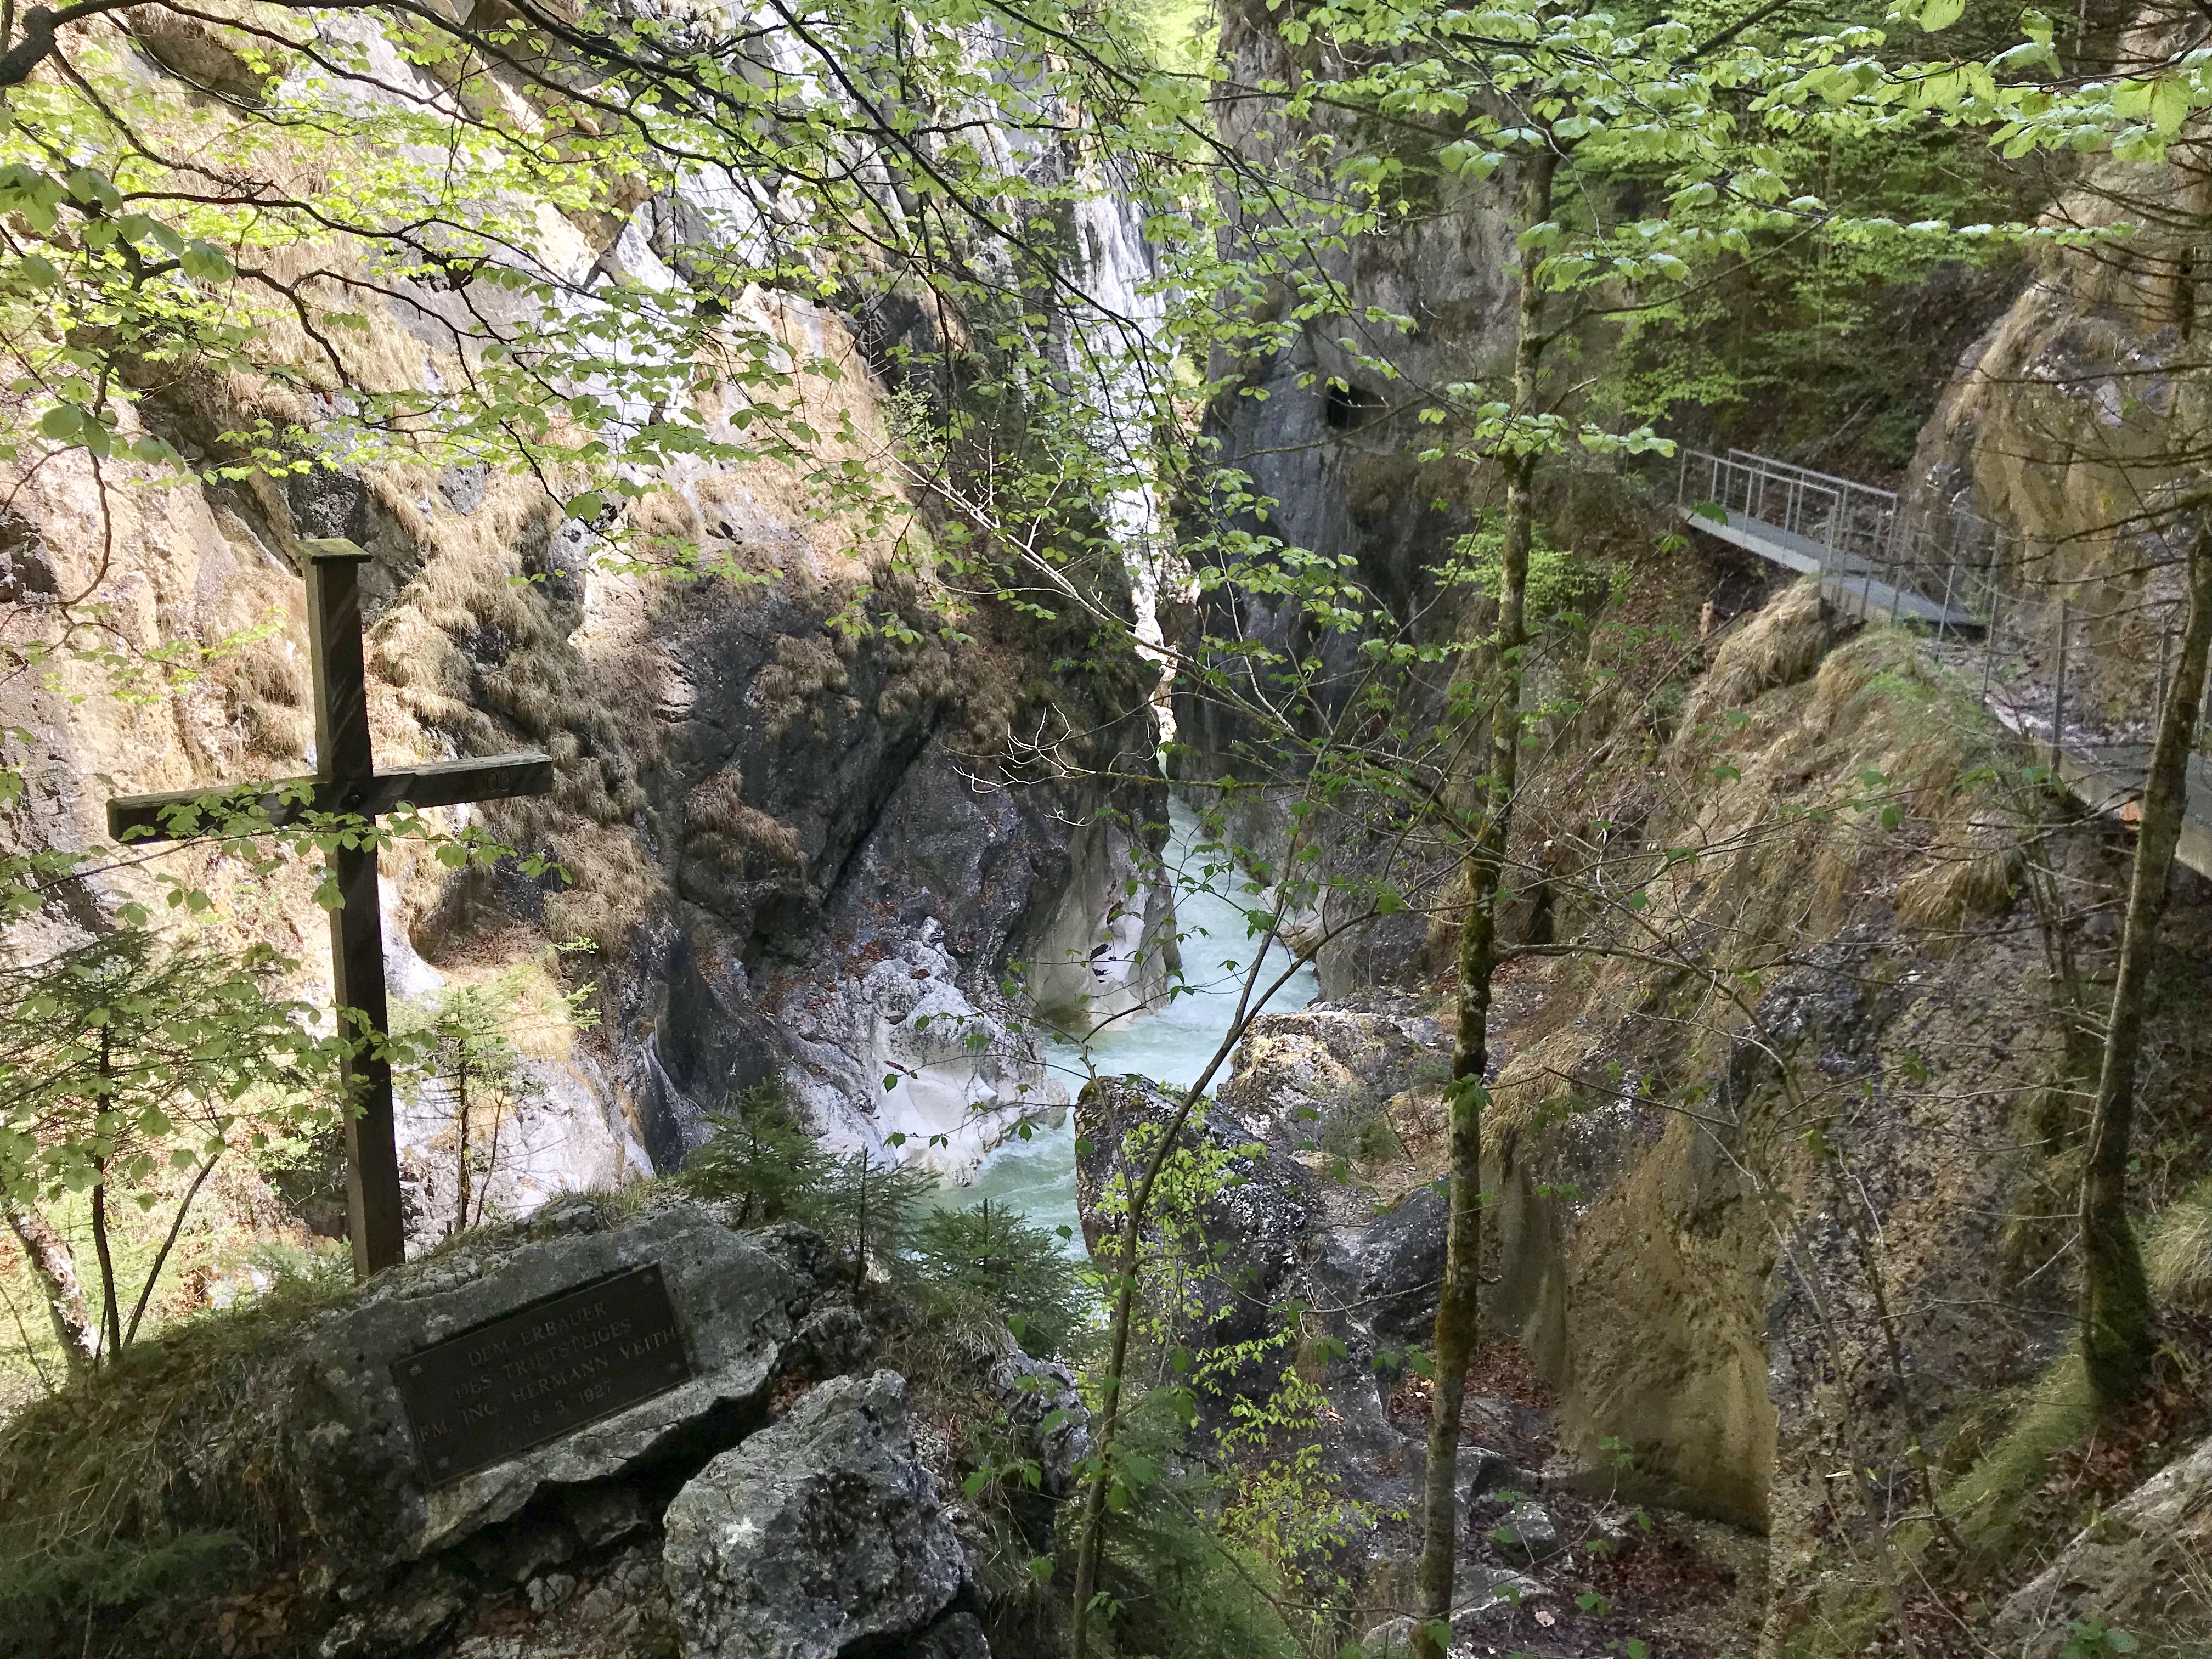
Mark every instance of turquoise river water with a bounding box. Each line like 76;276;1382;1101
931;799;1319;1244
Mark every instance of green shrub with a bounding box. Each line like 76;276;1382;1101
678;1084;838;1227
679;1084;934;1273
1086;1411;1302;1659
911;1199;1091;1357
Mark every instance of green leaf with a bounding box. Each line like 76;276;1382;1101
180;241;236;283
1918;0;1964;30
2151;76;2190;136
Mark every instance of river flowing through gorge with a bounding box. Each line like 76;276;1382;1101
931;797;1319;1244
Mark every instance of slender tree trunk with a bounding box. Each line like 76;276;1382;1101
3;1198;98;1379
2080;526;2212;1406
89;1167;122;1362
88;1023;122;1361
1070;940;1308;1659
855;1152;870;1294
1414;145;1554;1659
452;1066;472;1240
125;1151;221;1346
1070;1085;1205;1659
475;1084;505;1230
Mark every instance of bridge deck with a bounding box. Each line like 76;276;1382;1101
1680;506;1984;630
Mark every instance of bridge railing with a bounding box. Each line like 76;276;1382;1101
1676;447;2008;629
1674;447;2212;846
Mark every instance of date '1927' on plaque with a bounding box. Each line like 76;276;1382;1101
392;1262;696;1484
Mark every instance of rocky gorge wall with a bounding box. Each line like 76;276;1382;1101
0;10;1177;1261
1170;4;2212;1642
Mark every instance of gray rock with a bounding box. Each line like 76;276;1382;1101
1358;1615;1421;1657
988;1350;1092;1499
1485;1498;1564;1567
1356;1184;1447;1340
1990;1432;2212;1655
292;1199;821;1562
1453;1564;1556;1628
1458;1446;1539;1506
317;1562;467;1658
528;1572;578;1613
1220;1005;1444;1146
662;1370;978;1659
911;1611;992;1659
1355;1565;1555;1656
1074;1075;1316;1347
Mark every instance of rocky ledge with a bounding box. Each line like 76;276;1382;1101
0;1195;1072;1659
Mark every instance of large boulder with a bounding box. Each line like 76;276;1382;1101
1351;1182;1448;1341
1073;1074;1317;1347
294;1197;831;1565
1217;1002;1444;1148
662;1369;981;1659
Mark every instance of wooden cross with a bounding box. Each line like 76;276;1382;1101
106;540;554;1279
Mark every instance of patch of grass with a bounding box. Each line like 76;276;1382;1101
2145;1177;2212;1314
1940;1182;2212;1578
0;1263;355;1645
1316;1098;1404;1171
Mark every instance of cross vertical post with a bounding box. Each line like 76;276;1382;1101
307;547;405;1277
105;537;555;1282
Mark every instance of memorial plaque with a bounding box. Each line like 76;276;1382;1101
392;1262;696;1483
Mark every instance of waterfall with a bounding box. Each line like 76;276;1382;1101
1070;183;1190;742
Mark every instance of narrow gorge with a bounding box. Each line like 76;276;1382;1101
1;2;2210;1657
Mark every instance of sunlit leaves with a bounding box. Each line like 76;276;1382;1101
0;933;343;1214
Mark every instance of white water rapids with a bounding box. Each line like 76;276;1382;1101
931;799;1318;1243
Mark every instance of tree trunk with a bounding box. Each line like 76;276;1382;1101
1070;945;1299;1659
126;1152;221;1346
452;1066;472;1240
1414;144;1554;1659
89;1170;122;1362
2080;525;2212;1406
475;1081;505;1230
3;1198;98;1379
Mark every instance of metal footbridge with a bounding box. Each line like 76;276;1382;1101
1675;448;2212;878
1675;449;1992;632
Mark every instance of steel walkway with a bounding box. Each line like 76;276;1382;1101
1676;449;1989;632
1676;448;2212;879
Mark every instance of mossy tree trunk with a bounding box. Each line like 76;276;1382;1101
1413;144;1554;1659
2079;522;2212;1407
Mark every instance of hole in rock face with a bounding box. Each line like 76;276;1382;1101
1325;379;1384;433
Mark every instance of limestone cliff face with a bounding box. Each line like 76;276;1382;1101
1910;13;2212;727
1173;0;1520;806
1465;570;2212;1647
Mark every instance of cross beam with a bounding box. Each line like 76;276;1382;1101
105;541;554;1279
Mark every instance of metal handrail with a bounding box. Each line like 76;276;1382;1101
1726;448;1899;505
1677;447;2007;631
